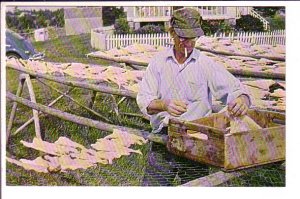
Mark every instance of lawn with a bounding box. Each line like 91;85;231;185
6;33;285;186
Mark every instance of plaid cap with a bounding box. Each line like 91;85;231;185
170;7;204;38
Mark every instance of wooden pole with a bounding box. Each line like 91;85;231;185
6;76;25;143
180;170;244;187
24;74;42;139
7;64;137;99
86;52;285;79
196;46;285;62
6;91;167;145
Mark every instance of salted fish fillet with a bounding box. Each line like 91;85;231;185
91;139;142;155
104;129;148;147
230;115;262;134
7;156;51;173
21;137;80;156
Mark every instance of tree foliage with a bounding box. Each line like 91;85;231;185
201;20;234;36
253;7;284;18
114;18;131;34
6;8;65;32
236;15;265;32
102;7;126;26
134;24;164;34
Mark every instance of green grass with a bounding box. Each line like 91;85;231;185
6;33;285;186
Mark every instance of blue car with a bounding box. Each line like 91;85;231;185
6;29;45;60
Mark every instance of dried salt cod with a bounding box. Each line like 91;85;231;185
230;115;262;134
54;136;96;155
44;155;96;170
6;157;49;173
105;129;148;147
244;85;269;99
9;131;147;173
21;138;80;156
218;106;262;134
106;48;129;57
243;79;276;91
270;89;286;98
91;139;142;155
122;83;139;93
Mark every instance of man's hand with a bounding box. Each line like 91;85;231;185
164;99;188;117
228;95;250;117
146;99;187;116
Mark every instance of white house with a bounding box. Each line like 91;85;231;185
124;6;269;30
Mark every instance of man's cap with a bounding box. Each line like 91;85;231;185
170;7;204;38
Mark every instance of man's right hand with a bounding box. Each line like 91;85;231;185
164;99;188;117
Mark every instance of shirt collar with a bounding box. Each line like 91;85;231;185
166;46;199;63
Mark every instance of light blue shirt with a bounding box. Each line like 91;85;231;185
137;47;251;133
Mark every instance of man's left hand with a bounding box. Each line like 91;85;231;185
228;95;250;117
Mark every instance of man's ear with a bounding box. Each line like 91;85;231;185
169;27;176;39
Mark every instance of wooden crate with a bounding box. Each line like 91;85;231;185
167;109;285;171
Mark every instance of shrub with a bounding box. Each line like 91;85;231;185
134;24;164;34
235;15;265;32
114;18;131;34
269;14;285;30
201;20;234;36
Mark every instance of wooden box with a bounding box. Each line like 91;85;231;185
167;109;285;171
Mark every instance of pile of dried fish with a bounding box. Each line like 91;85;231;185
6;129;148;173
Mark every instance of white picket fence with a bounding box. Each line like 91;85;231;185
212;29;285;45
104;30;285;50
106;33;172;50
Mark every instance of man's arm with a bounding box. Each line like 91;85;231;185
147;99;188;117
204;57;251;117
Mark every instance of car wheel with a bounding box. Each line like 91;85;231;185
6;52;22;59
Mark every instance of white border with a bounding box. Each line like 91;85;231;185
2;1;300;199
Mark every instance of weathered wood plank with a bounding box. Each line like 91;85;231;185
180;170;244;187
224;126;285;171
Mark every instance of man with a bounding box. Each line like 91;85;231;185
137;7;251;134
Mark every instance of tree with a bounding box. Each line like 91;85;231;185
103;7;126;26
235;15;265;32
53;9;65;27
253;7;284;18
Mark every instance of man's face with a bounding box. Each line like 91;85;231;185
173;33;198;56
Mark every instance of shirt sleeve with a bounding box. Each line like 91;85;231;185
204;56;252;106
136;60;160;116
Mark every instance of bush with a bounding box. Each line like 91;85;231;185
114;18;131;34
201;20;234;36
235;15;265;32
269;14;285;30
134;24;164;34
103;7;126;26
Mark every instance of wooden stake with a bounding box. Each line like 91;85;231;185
12;88;74;136
6;76;25;143
24;74;41;139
